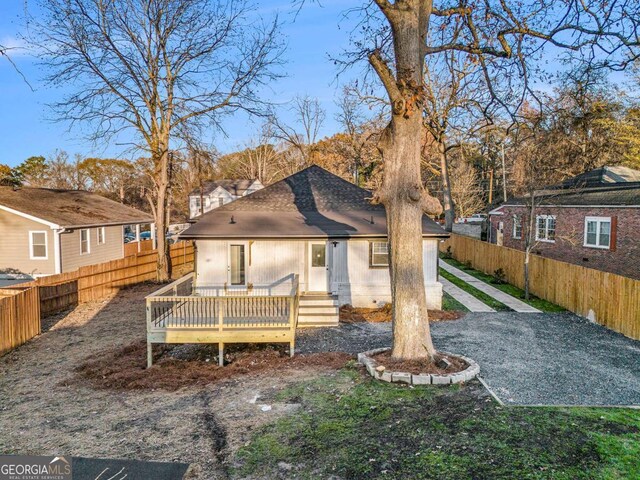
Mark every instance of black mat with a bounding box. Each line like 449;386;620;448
72;457;189;480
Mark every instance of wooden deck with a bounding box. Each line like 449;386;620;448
146;274;300;367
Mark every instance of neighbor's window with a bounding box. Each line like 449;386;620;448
584;217;611;249
218;197;224;207
512;215;523;239
535;215;556;242
370;241;389;267
80;229;90;254
97;227;106;245
29;231;47;259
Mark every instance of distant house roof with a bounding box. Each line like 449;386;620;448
189;179;259;197
490;166;640;212
181;165;448;239
559;165;640;188
0;186;153;228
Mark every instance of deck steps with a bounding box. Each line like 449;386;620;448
297;293;340;327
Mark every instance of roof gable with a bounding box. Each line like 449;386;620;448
189;178;259;197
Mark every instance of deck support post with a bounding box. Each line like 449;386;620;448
218;342;224;367
289;341;295;358
147;342;153;368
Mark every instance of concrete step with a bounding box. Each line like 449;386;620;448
299;304;340;315
297;312;339;328
300;294;339;306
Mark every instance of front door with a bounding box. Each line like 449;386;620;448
308;242;328;292
228;243;247;286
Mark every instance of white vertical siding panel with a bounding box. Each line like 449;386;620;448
422;239;439;282
249;240;306;287
196;240;228;284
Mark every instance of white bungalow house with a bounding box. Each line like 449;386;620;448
188;179;264;219
180;165;448;327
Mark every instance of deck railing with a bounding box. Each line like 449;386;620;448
145;274;300;367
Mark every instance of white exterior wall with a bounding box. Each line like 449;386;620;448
329;239;442;309
194;237;443;309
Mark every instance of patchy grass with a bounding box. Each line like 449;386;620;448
441;257;565;313
442;292;468;312
439;268;511;311
233;369;640;479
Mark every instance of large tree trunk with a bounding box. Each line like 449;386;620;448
154;146;172;282
371;0;442;361
380;114;439;360
439;141;455;232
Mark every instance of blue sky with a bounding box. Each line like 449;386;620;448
0;0;363;167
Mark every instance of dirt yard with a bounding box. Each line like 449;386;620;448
0;284;351;479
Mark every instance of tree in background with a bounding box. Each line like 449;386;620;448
0;165;23;187
448;152;485;219
15;156;48;187
79;158;137;203
269;95;326;169
31;0;283;281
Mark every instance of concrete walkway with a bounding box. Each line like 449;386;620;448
440;278;495;313
440;261;541;313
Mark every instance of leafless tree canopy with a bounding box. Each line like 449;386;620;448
29;0;284;279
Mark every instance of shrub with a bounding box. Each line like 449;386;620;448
492;268;506;284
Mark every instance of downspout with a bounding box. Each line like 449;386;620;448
54;228;66;274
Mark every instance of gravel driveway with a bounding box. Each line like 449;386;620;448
298;312;640;406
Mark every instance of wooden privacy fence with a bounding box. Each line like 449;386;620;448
440;234;640;340
0;287;40;356
1;241;194;357
124;239;155;257
12;241;194;317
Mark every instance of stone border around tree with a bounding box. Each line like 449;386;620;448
357;348;480;385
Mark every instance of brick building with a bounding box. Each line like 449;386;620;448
488;166;640;280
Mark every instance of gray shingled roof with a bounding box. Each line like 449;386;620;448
0;186;153;227
189;179;257;197
560;165;640;188
500;184;640;208
181;165;448;239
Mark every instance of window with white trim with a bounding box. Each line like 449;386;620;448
29;231;48;259
584;217;611;249
97;227;106;245
535;215;556;242
80;229;90;255
512;215;522;239
218;197;224;207
370;241;389;267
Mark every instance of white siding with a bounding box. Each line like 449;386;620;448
194;237;443;309
249;241;307;289
195;240;228;284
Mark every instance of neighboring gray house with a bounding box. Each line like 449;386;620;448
188;179;263;219
181;166;448;326
0;186;153;280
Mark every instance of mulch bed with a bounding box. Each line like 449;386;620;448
372;350;468;376
340;305;463;323
71;341;352;392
